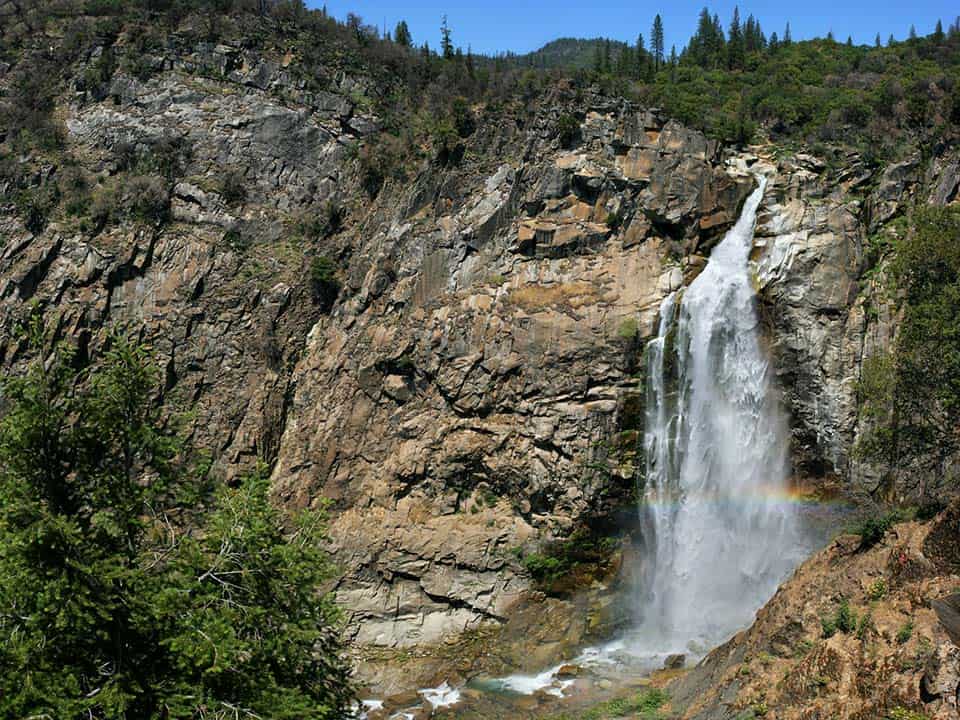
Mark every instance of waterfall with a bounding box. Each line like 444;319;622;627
638;175;808;654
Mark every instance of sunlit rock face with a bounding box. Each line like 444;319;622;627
3;31;959;696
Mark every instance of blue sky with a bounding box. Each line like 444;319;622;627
313;1;957;56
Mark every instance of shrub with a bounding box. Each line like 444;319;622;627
857;207;960;495
887;709;930;720
296;201;343;240
556;113;580;148
14;186;59;235
220;168;248;205
822;598;858;637
126;174;170;223
0;57;63;150
358;133;406;196
836;598;857;633
223;227;247;252
451;96;475;137
605;210;624;230
515;528;620;595
821;615;837;638
310;254;341;312
867;578;887;600
896;621;914;644
91;174;170;228
852;509;905;550
617;317;639;341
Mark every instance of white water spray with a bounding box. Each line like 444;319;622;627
638;175;808;654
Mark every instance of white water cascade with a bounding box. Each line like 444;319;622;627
637;174;809;655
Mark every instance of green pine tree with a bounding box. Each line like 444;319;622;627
394;19;412;47
0;326;354;720
727;6;745;69
651;14;665;71
441;15;454;59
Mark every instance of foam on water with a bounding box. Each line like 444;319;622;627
419;681;462;708
636;174;814;654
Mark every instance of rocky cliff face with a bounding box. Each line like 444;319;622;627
270;106;754;663
752;148;959;495
669;502;960;720
2;29;959;696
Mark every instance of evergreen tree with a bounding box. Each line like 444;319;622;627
635;32;648;79
744;14;757;52
888;33;896;46
440;15;454;59
651;14;665;70
603;38;612;73
593;42;604;74
783;21;792;45
394;19;412;47
875;32;882;47
0;329;354;719
669;44;677;82
934;19;944;42
846;35;853;46
616;44;633;76
712;12;726;62
689;7;713;67
769;31;779;51
689;8;726;68
827;29;835;42
909;24;917;40
466;46;475;79
727;6;745;69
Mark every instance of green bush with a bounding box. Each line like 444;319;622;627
605;210;625;230
857;207;960;495
867;578;887;600
90;174;170;228
836;598;857;634
220;167;248;205
544;688;668;720
297;201;344;240
853;509;904;549
821;615;837;638
515;528;620;594
822;598;858;637
896;621;914;644
887;709;930;720
556;113;580;148
358;133;407;196
451;96;475;137
310;254;341;312
14;186;60;235
0;57;63;150
617;317;639;340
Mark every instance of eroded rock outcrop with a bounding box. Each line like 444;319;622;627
669;503;960;720
752;145;960;495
